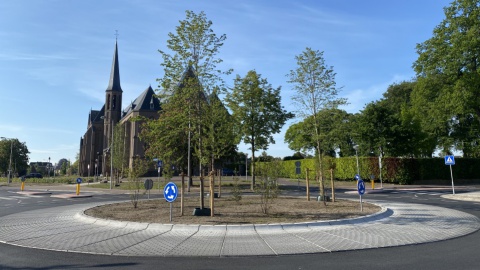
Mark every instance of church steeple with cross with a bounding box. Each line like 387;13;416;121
104;33;123;149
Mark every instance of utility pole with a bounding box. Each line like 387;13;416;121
110;120;113;190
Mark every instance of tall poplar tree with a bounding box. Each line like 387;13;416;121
142;10;233;210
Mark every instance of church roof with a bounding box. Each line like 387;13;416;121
89;105;105;124
106;40;122;92
122;86;161;117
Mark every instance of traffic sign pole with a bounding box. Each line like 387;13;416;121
445;156;455;195
356;175;365;212
360;194;363;212
164;182;178;222
450;165;455;195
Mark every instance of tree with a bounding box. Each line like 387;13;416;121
112;122;129;180
412;0;480;155
154;10;232;186
158;10;232;97
285;108;353;158
205;89;237;170
0;138;29;177
128;156;149;209
287;48;346;203
356;102;396;156
226;70;294;189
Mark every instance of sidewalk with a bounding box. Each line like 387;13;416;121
0;199;478;257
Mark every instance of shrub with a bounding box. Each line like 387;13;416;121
255;161;281;214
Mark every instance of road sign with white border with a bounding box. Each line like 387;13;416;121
357;180;365;195
164;182;178;202
445;155;455;165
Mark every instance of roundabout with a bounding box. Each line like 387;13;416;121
0;199;478;257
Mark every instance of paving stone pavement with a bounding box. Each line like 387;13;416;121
0;200;478;257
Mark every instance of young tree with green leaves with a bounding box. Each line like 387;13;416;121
226;70;294;189
356;81;434;158
158;10;232;97
287;48;346;204
206;88;237;171
285;108;353;158
128;156;150;209
112;123;129;181
412;0;480;156
155;10;232;186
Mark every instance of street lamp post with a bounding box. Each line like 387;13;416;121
8;141;12;183
378;146;383;189
354;145;360;176
96;152;100;182
48;157;51;177
88;164;90;185
245;153;248;181
100;116;113;190
110;120;113;190
95;159;98;182
187;117;191;192
187;98;191;192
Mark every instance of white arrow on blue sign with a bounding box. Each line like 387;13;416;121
163;182;178;202
445;155;455;165
357;180;365;195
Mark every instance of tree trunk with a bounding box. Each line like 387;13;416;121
251;148;255;190
250;138;256;190
317;143;326;206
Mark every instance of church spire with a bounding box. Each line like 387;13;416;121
106;37;122;92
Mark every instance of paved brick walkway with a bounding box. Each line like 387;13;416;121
0;200;478;257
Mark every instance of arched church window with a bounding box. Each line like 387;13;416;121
107;94;110;109
112;95;116;109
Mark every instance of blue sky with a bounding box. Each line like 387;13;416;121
0;0;451;165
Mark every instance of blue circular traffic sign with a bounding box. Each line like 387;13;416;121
164;182;178;202
357;179;365;195
76;178;82;184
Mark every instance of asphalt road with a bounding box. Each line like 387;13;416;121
0;184;479;270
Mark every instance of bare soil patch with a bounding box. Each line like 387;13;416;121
85;195;381;225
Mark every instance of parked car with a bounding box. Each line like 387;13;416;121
23;173;43;179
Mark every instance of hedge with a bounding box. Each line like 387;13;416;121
267;157;480;185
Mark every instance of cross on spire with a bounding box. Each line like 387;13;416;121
114;30;119;41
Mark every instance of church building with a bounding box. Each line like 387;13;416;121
78;40;161;177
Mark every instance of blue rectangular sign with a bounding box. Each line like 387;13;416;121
445;155;455;165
